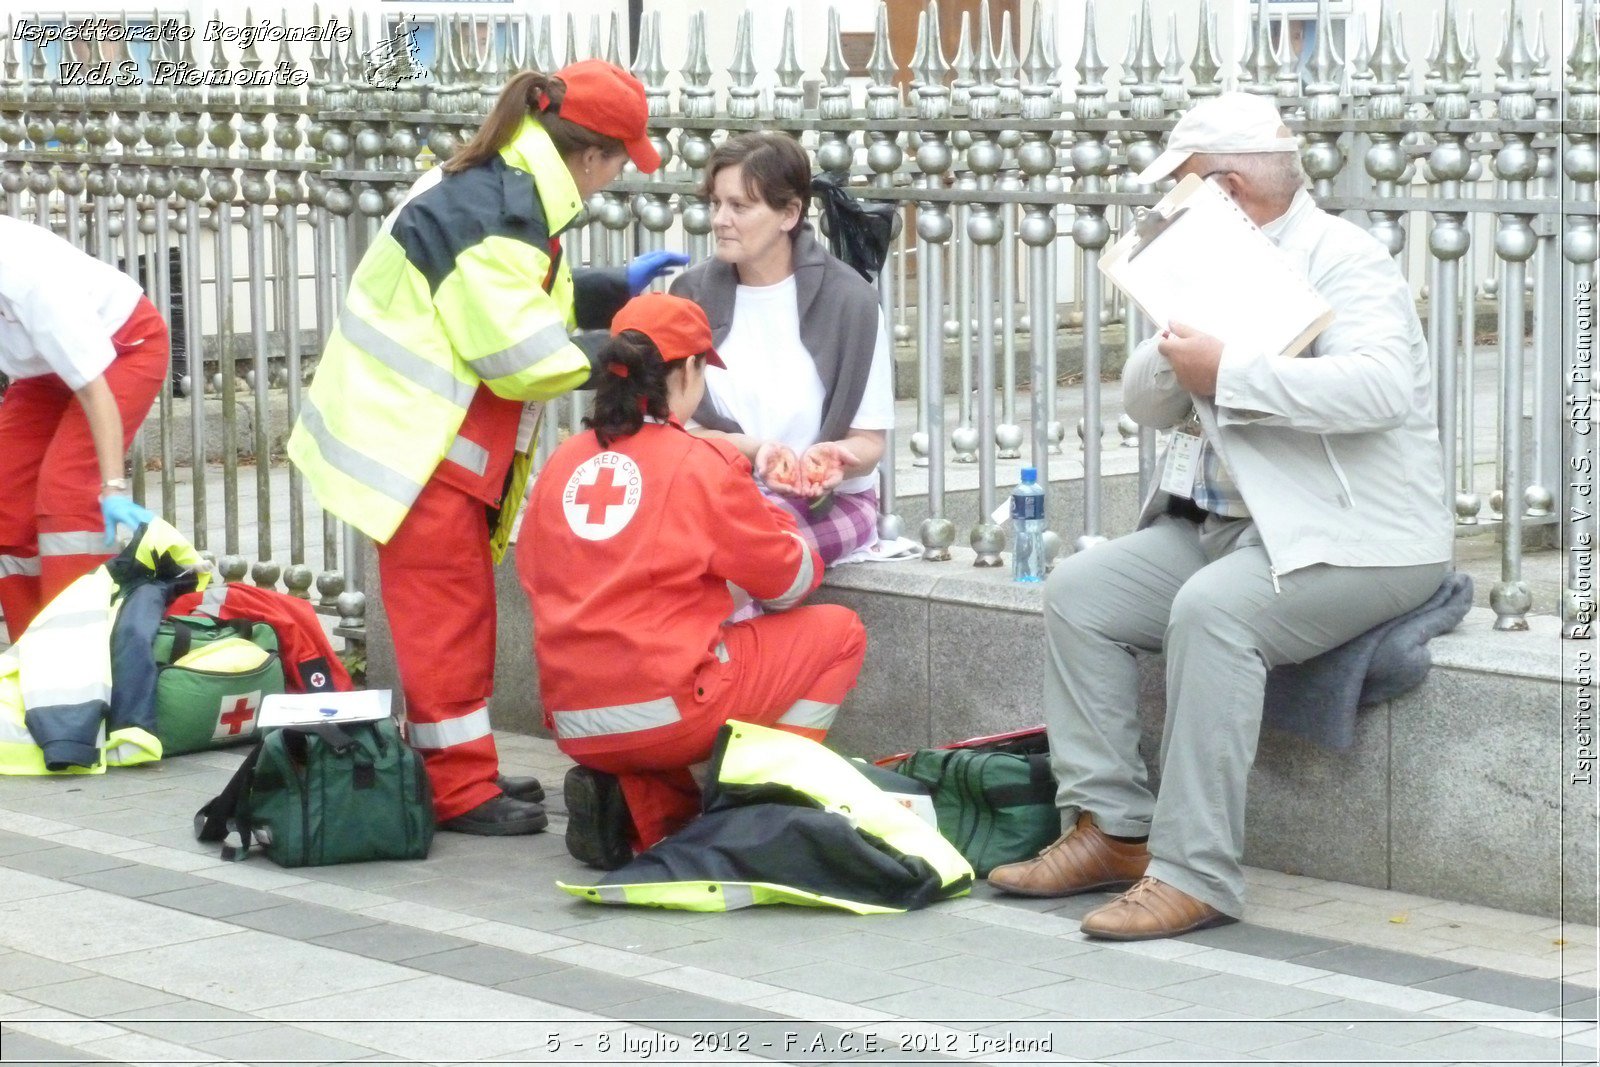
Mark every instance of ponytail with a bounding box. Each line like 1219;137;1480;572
585;332;671;447
444;69;627;174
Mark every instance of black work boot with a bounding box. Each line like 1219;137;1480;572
495;774;545;804
439;794;549;836
563;766;634;870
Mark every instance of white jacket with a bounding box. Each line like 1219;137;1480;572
1123;191;1454;579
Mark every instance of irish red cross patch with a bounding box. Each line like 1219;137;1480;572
562;453;643;541
213;691;261;742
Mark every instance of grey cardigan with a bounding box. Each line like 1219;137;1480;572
669;225;880;445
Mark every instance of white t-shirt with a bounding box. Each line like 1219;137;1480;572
0;216;145;390
703;275;895;496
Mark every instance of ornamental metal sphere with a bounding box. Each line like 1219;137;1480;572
356;128;386;159
1071;210;1110;250
679;135;712;169
1489;579;1532;618
1534;150;1554;181
1041;530;1063;566
1118;413;1139;445
1428;217;1470;259
915;139;952;176
138;212;158;235
240;120;269;151
323;186;354;216
600;197;631;229
967;208;1001;244
1493;139;1537;182
971;522;1006;560
174;119;203;150
86;169;113;196
114;119;142;148
209;371;224;392
951;425;980;458
336;589;367;625
1070;139;1110;175
283;564;315;598
208;176;237;203
638;198;674;233
106;215;125;238
316;570;345;601
1074;533;1108;553
917;208;952;243
384;186;406;211
1565;220;1598;265
146;171;173;198
274;177;300;205
919;515;956;552
388;129;418;158
251;560;282;590
967;139;1003;176
1019;315;1031;333
242;175;272;204
1494;217;1536;262
1303;140;1344;181
24;118;52;145
1398;162;1416;185
878;513;904;541
1565;141;1599;184
1018;140;1054;177
682;202;712;235
84;119;112;148
219;555;250;583
894;323;912;342
115;171;143;197
996;423;1024;453
816;139;853;175
170;212;188;235
1489;489;1504;514
943;319;961;340
1363;140;1405;181
207;121;236;151
867;140;902;174
1368;217;1405;257
321;129;351;157
0;168;23;195
908;430;929;459
1524;485;1554;517
357;187;387;217
274;123;302;153
57;169;84;196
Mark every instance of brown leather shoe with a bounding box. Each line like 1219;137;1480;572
986;812;1150;897
1079;877;1237;941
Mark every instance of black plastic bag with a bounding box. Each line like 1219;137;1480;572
810;173;901;284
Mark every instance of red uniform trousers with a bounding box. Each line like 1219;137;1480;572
0;296;168;640
375;473;505;822
564;604;868;850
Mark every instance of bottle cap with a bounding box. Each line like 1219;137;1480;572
1020;468;1038;484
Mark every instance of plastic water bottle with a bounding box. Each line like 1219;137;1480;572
1011;468;1046;583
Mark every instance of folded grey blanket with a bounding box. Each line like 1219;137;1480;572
1262;572;1474;750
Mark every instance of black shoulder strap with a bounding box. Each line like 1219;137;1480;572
169;617;196;662
193;742;265;861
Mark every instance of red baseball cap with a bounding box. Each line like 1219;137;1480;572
553;60;661;174
611;293;725;368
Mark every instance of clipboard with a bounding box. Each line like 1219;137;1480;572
1099;174;1333;358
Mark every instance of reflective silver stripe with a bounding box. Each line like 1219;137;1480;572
596;885;629;903
550;697;681;740
720;884;756;910
339;309;476;408
21;681;108;709
0;554;40;578
407;706;492;749
760;533;815;611
300;396;426;508
26;609;105;634
198;582;229;617
0;715;36;745
713;642;729;665
444;435;490;477
776;699;839;731
38;532;105;557
469;322;572;381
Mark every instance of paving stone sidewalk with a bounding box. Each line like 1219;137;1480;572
1;734;1594;1066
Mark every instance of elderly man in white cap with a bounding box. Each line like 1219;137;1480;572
987;92;1453;939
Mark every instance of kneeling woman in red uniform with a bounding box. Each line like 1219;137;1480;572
0;216;163;640
520;293;867;868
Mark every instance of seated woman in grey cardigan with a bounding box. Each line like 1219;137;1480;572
671;132;893;565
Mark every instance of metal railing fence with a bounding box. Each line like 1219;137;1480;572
1;0;1593;639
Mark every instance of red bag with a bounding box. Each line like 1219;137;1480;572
166;583;352;694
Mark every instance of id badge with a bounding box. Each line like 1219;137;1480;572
1159;430;1202;499
515;401;544;453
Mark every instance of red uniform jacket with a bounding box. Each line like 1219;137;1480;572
523;419;822;740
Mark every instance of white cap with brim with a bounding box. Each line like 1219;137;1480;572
1134;91;1302;186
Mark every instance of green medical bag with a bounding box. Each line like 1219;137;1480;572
152;615;286;756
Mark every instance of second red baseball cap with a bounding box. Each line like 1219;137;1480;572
611;293;725;368
552;60;662;174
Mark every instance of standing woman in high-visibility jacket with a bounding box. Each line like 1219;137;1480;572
0;216;161;641
287;60;686;836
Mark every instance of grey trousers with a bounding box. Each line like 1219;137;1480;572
1042;512;1447;917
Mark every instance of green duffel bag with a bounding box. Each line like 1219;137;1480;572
193;717;434;867
153;615;287;756
888;727;1059;877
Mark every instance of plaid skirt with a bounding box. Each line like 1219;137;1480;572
765;487;880;565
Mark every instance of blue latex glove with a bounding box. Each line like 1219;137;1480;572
101;494;156;546
625;251;691;295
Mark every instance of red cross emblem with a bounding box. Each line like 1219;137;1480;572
573;465;628;524
214;691;260;741
562;453;642;541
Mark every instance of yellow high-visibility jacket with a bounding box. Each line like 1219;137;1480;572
0;520;209;776
287;118;628;544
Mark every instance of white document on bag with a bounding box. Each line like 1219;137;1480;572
258;689;393;730
1099;174;1334;359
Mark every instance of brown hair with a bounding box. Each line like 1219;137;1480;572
443;69;628;174
702;132;810;228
